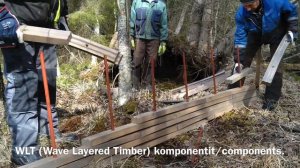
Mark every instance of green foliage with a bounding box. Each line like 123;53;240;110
66;0;82;13
57;60;94;89
68;11;105;32
68;0;116;39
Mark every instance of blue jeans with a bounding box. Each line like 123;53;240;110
1;42;58;163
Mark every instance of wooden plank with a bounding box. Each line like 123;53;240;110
132;86;255;124
168;85;208;101
96;96;258;167
262;35;289;85
61;112;209;167
20;25;71;45
225;68;253;84
170;70;226;94
233;96;257;109
208;96;257;120
20;145;90;168
68;35;120;64
20;25;120;65
135;89;253;125
96;120;208;167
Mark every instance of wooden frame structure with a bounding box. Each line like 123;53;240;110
21;86;258;168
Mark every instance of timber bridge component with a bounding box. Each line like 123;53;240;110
22;86;258;168
18;25;285;168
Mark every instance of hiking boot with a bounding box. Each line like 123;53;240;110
55;133;79;143
11;150;42;166
262;100;278;111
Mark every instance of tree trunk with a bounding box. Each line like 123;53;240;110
187;0;205;47
174;4;188;35
91;19;100;66
198;0;213;54
117;0;131;106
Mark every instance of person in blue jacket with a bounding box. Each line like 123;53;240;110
130;0;168;90
229;0;298;110
0;0;76;165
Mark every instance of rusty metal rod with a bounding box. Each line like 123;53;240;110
40;50;57;154
104;56;115;130
210;48;217;94
192;127;203;164
151;57;157;111
182;51;189;102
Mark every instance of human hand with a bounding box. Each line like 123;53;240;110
131;38;135;49
287;31;297;45
158;42;166;56
233;63;243;74
0;6;20;48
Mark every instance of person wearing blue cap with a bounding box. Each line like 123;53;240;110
229;0;298;110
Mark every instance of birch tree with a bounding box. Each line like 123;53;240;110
117;0;131;106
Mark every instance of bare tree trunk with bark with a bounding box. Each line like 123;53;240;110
187;0;205;47
117;0;131;106
198;0;213;54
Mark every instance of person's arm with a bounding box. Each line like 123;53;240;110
159;4;168;42
281;0;298;34
130;0;137;38
234;7;247;65
58;0;70;31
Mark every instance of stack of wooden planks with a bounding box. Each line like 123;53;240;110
22;86;258;168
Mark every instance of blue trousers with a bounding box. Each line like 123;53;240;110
1;42;59;162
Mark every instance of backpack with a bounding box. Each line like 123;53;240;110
5;0;66;28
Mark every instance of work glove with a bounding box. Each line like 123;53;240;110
130;37;135;49
287;31;297;45
158;42;166;56
0;6;21;48
232;63;243;74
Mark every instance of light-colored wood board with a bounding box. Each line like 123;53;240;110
226;68;253;84
21;25;71;45
171;70;225;93
208;96;257;120
98;120;208;167
133;86;256;124
20;25;120;64
69;35;120;64
262;35;289;84
20;145;90;168
95;96;257;167
60;112;210;168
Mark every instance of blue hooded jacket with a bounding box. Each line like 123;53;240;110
234;0;298;48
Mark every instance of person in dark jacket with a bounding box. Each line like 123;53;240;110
229;0;298;110
130;0;168;90
0;0;73;165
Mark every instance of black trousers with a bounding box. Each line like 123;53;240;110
230;29;285;102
